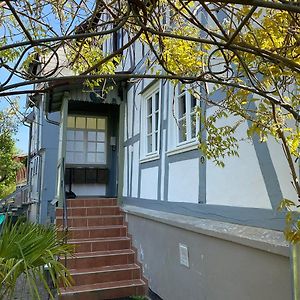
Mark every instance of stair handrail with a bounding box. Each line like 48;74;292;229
61;157;68;232
59;157;68;270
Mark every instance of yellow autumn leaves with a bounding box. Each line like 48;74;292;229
67;37;121;89
141;25;206;77
162;27;206;76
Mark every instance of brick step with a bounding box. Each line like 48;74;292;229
56;198;148;299
67;198;117;208
69;237;131;253
68;264;141;286
56;215;124;227
56;206;121;217
59;279;147;300
66;225;127;240
65;249;135;269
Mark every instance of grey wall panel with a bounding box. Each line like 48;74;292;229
39;111;60;224
40;149;59;224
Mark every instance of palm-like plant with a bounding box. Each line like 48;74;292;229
0;219;73;299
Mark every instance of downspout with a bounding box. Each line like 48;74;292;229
36;151;43;223
23;107;40;221
22;119;32;187
35;104;41;223
22;118;32;211
45;92;60;126
45;111;59;126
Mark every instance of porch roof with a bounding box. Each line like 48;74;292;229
44;73;129;112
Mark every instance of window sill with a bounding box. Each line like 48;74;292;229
140;153;160;164
167;141;199;157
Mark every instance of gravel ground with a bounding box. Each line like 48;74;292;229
4;275;57;300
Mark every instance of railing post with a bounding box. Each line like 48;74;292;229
291;243;300;300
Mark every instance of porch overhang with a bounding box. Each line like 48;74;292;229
45;73;129;113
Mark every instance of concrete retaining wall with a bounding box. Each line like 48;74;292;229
124;205;291;300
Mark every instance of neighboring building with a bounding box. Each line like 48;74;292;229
0;154;30;216
26;22;297;300
14;154;27;188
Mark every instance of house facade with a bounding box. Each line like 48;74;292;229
25;25;297;300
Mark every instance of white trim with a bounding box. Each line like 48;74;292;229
140;153;160;164
166;142;198;156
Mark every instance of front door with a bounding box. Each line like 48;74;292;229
65;115;110;197
65;105;118;197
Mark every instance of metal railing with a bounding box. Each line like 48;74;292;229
61;158;68;231
56;157;68;230
0;184;30;213
57;157;69;269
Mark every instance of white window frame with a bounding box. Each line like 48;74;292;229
66;116;107;166
140;83;161;162
167;84;201;155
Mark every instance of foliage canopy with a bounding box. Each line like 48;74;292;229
0;219;73;299
0;0;299;240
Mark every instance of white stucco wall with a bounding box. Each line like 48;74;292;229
205;118;272;208
140;167;159;200
121;79;295;209
206;145;272;208
168;158;199;203
131;142;140;198
72;184;106;196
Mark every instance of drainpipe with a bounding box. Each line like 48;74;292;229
22;111;36;219
45;90;60;126
45;111;59;126
36;150;44;223
22;118;32;187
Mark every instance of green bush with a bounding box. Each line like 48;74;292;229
0;219;73;299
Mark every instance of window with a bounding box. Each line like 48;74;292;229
176;86;199;144
113;27;124;53
66;116;106;165
166;84;201;155
141;84;161;160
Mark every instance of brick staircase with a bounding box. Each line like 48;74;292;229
56;198;148;300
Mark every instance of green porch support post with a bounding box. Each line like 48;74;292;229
55;93;69;208
117;85;126;205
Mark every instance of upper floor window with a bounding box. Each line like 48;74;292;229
177;86;199;144
141;83;161;160
113;27;124;53
167;84;201;154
